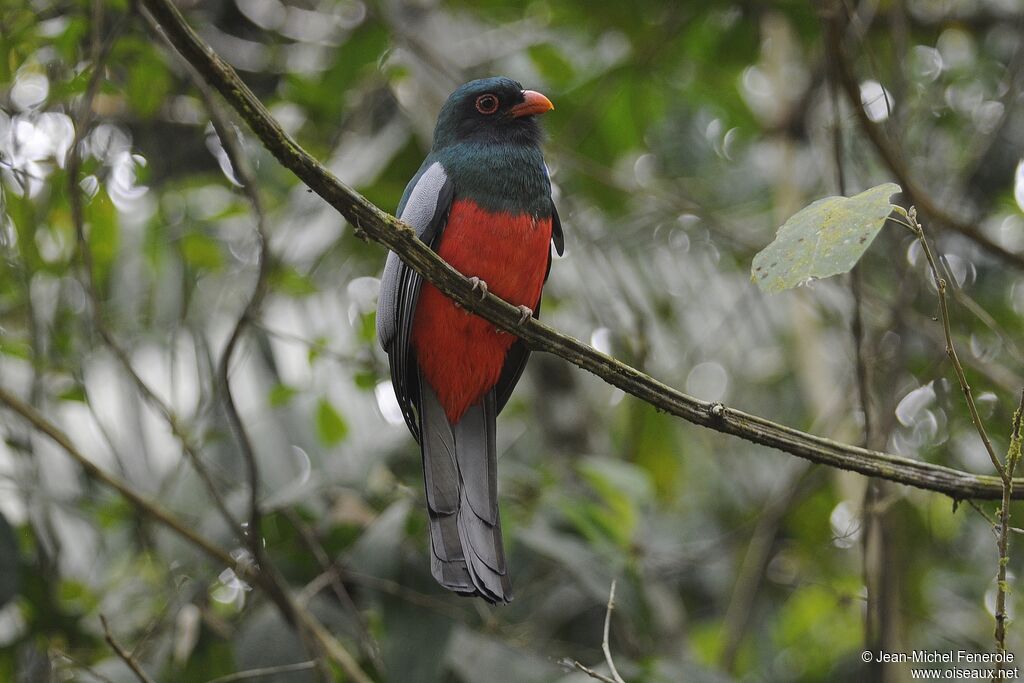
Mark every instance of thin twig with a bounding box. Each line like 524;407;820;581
100;615;157;683
566;659;618;683
203;661;316;683
562;580;630;683
194;63;272;576
602;580;627;683
164;50;341;679
899;206;1004;477
825;18;874;445
850;268;872;439
994;388;1024;664
283;510;380;663
720;465;812;671
50;648;119;683
0;385;236;565
255;323;356;363
827;20;898;655
966;500;1001;538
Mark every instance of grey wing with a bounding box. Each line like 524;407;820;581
377;160;454;440
377;159;452;348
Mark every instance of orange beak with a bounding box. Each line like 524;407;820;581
510;90;554;118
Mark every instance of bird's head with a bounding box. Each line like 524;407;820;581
432;77;554;150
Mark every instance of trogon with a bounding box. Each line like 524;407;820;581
376;77;562;603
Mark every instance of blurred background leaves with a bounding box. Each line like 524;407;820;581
2;0;1024;681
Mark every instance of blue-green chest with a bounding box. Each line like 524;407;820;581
438;143;552;217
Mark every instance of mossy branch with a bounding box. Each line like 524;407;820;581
994;389;1024;661
135;0;1024;502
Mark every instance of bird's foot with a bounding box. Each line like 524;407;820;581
515;305;533;325
468;276;489;300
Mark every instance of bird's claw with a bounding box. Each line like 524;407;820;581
515;305;533;325
468;276;488;300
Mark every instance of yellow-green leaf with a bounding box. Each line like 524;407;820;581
752;183;901;293
181;232;224;270
315;398;348;446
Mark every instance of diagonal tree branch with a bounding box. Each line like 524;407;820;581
100;615;157;683
0;386;373;683
139;0;1024;501
203;661;316;683
0;385;236;566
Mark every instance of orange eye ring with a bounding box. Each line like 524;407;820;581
475;94;499;115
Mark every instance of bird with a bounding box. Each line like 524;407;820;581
376;77;563;603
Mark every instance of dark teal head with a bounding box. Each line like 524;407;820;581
432;77;554;150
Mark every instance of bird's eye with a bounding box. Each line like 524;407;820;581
475;94;499;115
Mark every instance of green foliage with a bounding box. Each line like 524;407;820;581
86;190;121;285
268;383;299;407
269;263;318;297
773;582;862;675
316;397;349;446
126;48;172;117
180;231;224;271
2;1;1023;682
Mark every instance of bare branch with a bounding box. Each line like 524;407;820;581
0;386;373;683
100;615;157;683
994;388;1024;661
901;206;1003;477
193;56;272;575
0;385;237;566
284;510;381;667
566;659;618;683
203;661;316;683
136;0;1024;501
562;581;631;682
967;500;1000;533
602;581;627;683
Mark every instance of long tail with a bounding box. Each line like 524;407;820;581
418;378;511;603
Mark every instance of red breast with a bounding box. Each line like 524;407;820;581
412;199;552;423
